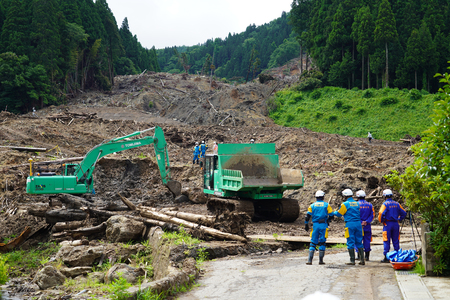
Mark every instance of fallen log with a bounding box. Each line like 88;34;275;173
28;204;51;218
0;146;47;152
45;208;87;224
67;222;107;237
118;193;136;210
140;209;247;243
0;227;31;253
52;221;86;232
87;208;121;219
163;211;215;226
59;194;94;209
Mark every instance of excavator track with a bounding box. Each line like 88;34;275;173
207;198;255;219
253;198;300;222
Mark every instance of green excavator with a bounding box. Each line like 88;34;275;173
26;126;181;196
203;143;304;222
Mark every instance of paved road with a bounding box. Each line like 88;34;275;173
181;245;403;300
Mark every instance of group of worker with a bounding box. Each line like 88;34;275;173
305;188;406;265
192;138;255;164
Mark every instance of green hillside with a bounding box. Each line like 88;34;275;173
269;86;438;141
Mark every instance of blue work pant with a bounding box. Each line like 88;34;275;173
309;222;328;251
193;154;199;164
200;151;206;158
345;221;363;250
355;225;372;252
383;221;400;255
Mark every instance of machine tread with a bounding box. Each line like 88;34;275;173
207;198;255;219
278;198;300;222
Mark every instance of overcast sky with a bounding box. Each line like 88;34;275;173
106;0;293;49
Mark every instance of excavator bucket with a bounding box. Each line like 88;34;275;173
280;169;304;185
166;180;182;196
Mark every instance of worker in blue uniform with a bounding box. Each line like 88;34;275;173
378;189;407;263
200;141;208;158
193;142;200;164
332;189;365;265
355;190;375;261
304;190;334;265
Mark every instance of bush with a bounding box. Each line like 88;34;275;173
380;97;399;106
266;97;280;113
0;255;9;285
296;107;305;113
341;104;352;112
362;89;374;98
409;89;422;101
285;114;295;123
315;112;323;119
292;94;303;102
356;108;367;114
334;100;343;109
328;115;338;122
351;87;359;91
258;73;275;84
310;90;322;99
148;101;153;108
295;78;322;91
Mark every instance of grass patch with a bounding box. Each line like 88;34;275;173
0;255;9;284
330;243;347;249
269;86;435;141
412;256;425;275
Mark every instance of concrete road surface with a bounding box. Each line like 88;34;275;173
180;245;403;300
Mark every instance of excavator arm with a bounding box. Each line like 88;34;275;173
26;126;181;196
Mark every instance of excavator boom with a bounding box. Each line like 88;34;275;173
26;126;181;196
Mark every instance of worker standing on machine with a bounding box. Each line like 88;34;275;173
355;190;375;261
193;142;200;164
378;189;407;263
332;189;365;265
200;141;208;158
213;141;218;155
304;190;334;265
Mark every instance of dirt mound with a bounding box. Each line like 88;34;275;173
0;68;415;245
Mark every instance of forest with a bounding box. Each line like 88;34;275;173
0;0;160;114
289;0;450;92
156;12;298;81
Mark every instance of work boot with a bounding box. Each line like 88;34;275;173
365;251;370;261
358;248;365;265
346;249;355;265
319;250;325;265
306;250;314;265
380;255;390;263
355;249;360;261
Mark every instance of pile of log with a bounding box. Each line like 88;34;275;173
46;111;97;124
27;193;248;243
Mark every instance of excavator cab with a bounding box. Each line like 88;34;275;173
203;154;218;193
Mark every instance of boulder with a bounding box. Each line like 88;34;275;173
59;266;92;278
105;263;145;284
33;266;66;290
56;245;104;267
106;215;145;243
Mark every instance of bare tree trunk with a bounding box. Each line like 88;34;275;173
385;42;389;88
140;209;247;243
367;56;371;89
362;55;365;90
163;210;215;225
300;44;303;74
415;71;417;90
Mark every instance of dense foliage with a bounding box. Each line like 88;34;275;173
156;12;298;81
0;0;160;113
386;69;450;275
269;83;437;141
289;0;450;92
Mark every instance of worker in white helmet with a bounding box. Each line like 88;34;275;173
355;190;375;261
250;138;255;144
200;140;208;158
193;142;200;164
304;190;334;265
378;189;407;263
331;189;365;265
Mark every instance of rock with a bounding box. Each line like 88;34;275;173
106;215;145;243
88;272;105;284
56;245;104;267
276;248;283;254
105;263;145;284
175;194;189;203
59;266;92;278
33;266;66;290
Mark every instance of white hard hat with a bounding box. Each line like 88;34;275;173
383;189;393;197
315;190;325;197
342;189;353;197
214;141;216;144
195;142;199;145
356;190;366;198
201;141;205;144
250;139;254;141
